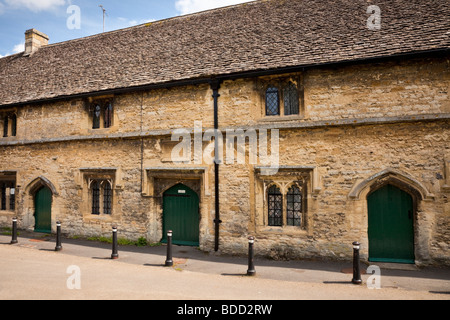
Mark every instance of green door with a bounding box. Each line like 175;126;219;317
368;184;415;264
34;186;52;233
162;184;199;246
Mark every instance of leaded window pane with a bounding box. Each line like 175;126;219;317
93;105;101;129
268;185;283;226
284;82;299;115
287;185;302;226
103;182;112;215
0;183;6;210
104;102;113;128
3;116;8;137
266;87;280;116
92;181;100;215
11;114;17;137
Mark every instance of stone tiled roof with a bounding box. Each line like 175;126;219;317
0;0;449;107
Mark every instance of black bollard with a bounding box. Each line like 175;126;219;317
352;241;362;285
55;221;62;252
10;217;18;244
165;230;173;267
247;236;256;276
111;226;119;259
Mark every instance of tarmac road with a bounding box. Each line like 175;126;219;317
0;232;449;301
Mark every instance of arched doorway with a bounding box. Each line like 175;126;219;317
368;184;415;264
162;184;200;246
34;186;52;233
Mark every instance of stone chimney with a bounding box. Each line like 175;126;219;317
24;29;49;56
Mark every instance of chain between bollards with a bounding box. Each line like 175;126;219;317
10;217;18;245
111;226;119;260
55;221;63;252
352;241;362;285
247;236;256;276
165;230;173;267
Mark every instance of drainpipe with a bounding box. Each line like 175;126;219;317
210;79;222;252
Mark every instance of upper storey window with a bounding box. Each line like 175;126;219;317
1;113;17;138
262;76;303;118
283;82;299;116
265;87;280;116
90;99;114;130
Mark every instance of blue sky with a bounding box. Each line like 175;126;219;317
0;0;253;57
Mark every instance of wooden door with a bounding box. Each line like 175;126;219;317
34;186;52;233
368;184;415;264
162;184;199;246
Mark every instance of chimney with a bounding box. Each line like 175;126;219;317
24;29;49;56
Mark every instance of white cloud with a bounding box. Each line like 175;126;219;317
4;0;66;12
13;43;25;54
0;43;26;57
175;0;254;15
0;2;5;15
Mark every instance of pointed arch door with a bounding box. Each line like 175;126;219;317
368;184;415;264
34;186;52;233
162;184;200;246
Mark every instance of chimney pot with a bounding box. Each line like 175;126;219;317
24;29;49;56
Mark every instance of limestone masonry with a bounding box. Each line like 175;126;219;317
0;0;449;266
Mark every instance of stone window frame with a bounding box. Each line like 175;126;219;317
77;168;122;221
0;175;16;212
258;74;305;120
255;166;321;235
86;96;115;130
89;179;113;216
1;111;17;138
264;180;308;230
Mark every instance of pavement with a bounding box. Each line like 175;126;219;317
0;230;449;300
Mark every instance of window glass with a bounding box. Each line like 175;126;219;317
284;82;299;115
265;87;280;116
268;185;283;226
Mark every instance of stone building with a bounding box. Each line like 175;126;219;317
0;0;449;265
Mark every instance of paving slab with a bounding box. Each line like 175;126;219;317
1;231;449;300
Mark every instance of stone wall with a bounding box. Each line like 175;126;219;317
0;55;449;265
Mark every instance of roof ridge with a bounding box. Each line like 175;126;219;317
42;0;260;50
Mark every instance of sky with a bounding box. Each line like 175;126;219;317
0;0;254;58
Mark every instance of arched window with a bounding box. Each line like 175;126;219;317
11;114;17;137
268;185;283;226
91;181;100;215
0;183;6;210
0;181;14;211
284;82;299;115
93;104;101;129
104;102;113;128
3;115;8;137
265;87;280;116
103;181;112;215
287;185;302;226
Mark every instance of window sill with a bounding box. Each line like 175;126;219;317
0;210;16;216
83;214;116;222
88;127;116;134
0;136;17;141
257;225;308;236
258;115;305;123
